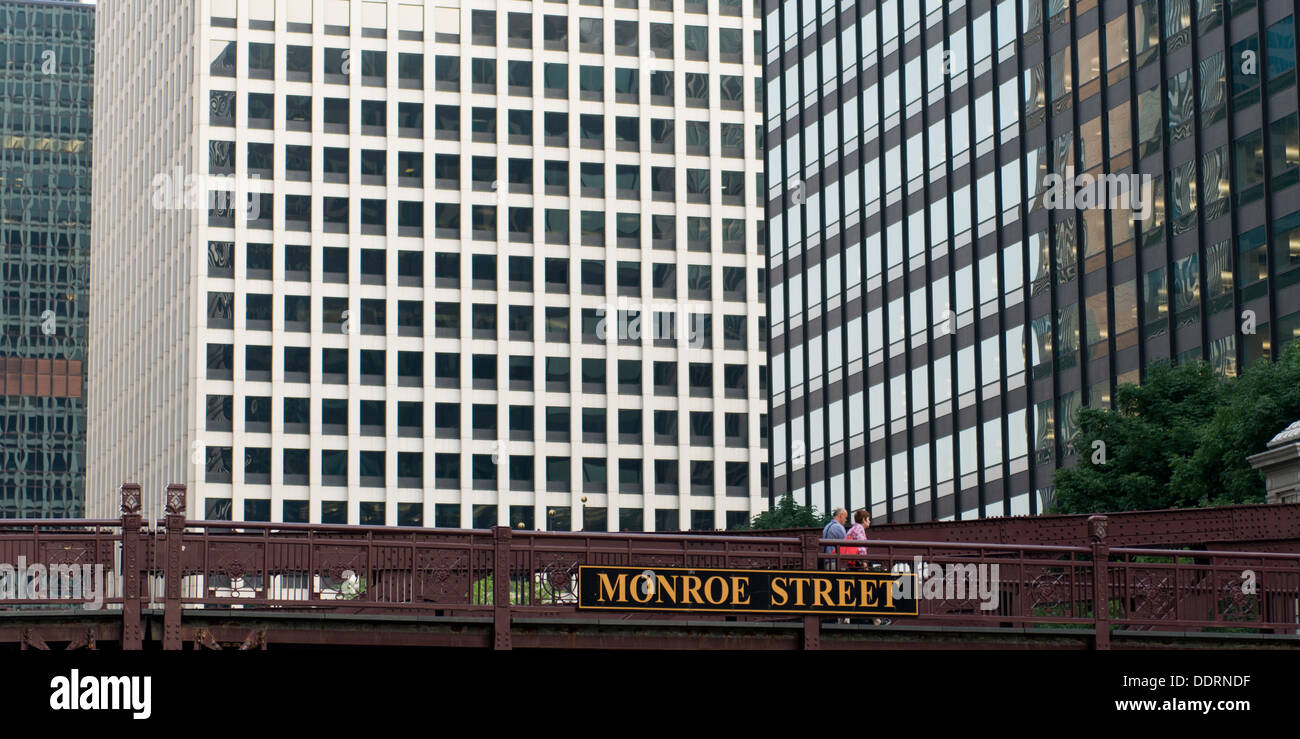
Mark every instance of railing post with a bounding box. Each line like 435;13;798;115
800;531;820;650
120;483;143;650
1089;515;1110;650
492;525;512;650
163;484;186;650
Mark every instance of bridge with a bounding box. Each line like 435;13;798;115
2;484;1299;650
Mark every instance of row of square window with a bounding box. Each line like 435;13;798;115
206;298;765;352
208;201;764;241
212;121;762;173
211;93;760;148
206;345;765;395
207;207;766;247
204;395;761;446
207;193;763;235
208;245;764;299
209;19;759;82
206;500;755;534
213;143;760;201
202;448;758;495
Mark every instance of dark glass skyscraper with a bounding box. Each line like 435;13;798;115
0;0;93;517
764;0;1300;522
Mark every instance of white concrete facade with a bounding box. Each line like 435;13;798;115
89;0;768;530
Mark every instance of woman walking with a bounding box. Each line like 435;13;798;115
844;509;869;569
846;509;891;626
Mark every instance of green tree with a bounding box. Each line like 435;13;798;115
1053;342;1300;513
1172;343;1300;505
748;492;828;529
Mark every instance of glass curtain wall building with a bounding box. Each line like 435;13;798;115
0;0;93;518
765;0;1300;522
89;0;769;530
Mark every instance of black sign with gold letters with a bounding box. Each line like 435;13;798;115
577;565;918;616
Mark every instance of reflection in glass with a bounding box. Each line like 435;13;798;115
1192;148;1226;220
1167;69;1194;144
1146;174;1165;235
1267;17;1296;80
1134;0;1161;66
1022;0;1042;32
1210;334;1237;376
1056;304;1079;365
1172;253;1201;321
1054;220;1077;284
1029;230;1051;292
1030;315;1052;369
1023;64;1045;116
1057;391;1081;456
1199;51;1226;116
1170;160;1197;222
1051;131;1073;175
1034;399;1054;458
1205;240;1233;300
1164;0;1190;40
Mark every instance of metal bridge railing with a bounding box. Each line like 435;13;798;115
3;487;1299;649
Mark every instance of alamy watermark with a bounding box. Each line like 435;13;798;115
0;556;105;610
50;669;151;720
150;168;262;219
595;300;709;349
889;557;1000;611
1041;167;1154;221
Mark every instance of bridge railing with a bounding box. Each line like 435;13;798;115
818;532;1300;638
500;529;806;612
1107;546;1300;631
157;524;805;612
158;522;499;614
0;518;126;611
820;538;1098;628
4;488;1300;648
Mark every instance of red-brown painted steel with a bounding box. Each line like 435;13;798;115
1;484;1299;649
842;502;1300;551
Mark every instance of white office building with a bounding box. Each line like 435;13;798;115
88;0;769;530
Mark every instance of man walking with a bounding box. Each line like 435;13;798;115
820;507;848;571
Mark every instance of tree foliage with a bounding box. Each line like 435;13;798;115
1053;342;1300;514
748;492;828;529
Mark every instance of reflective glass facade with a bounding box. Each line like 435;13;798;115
0;0;92;518
765;0;1300;521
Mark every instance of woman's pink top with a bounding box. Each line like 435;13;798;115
845;523;867;555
